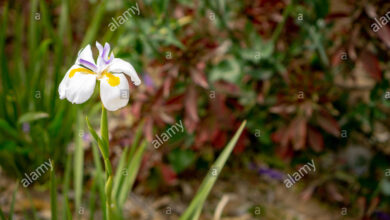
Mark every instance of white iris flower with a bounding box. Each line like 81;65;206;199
58;42;141;111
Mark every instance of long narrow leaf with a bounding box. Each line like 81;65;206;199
117;140;147;207
74;109;84;215
50;159;57;220
9;182;19;220
91;142;107;220
26;192;39;220
112;146;130;200
112;121;144;199
86;116;106;157
180;121;246;220
81;0;108;47
88;178;98;220
0;206;5;220
62;154;72;220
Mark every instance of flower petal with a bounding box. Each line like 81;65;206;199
100;73;130;111
108;58;141;86
76;44;96;67
96;42;113;71
58;65;97;104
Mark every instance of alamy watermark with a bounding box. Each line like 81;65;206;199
152;120;184;149
371;11;390;32
109;2;140;31
21;159;52;187
284;159;316;188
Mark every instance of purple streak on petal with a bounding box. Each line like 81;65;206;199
101;46;107;60
101;43;112;64
79;59;97;72
104;56;113;65
96;42;103;53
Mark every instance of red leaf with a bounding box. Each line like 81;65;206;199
190;68;209;89
160;164;177;185
233;129;248;154
377;25;390;48
144;117;154;142
211;130;227;150
184;86;199;133
317;111;340;137
271;127;289;147
360;50;382;81
307;127;324;152
290;117;307;150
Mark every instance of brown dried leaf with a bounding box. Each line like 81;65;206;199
317;111;340;137
308;127;324;152
377;25;390;48
360;50;382;81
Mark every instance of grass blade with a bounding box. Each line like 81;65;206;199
50;159;57;220
86;116;106;158
112;121;144;200
112;146;129;200
180;121;246;220
88;178;98;220
62;154;72;220
9;182;19;220
81;0;108;47
26;192;39;220
74;109;84;216
0;206;5;220
117;140;147;207
91;142;107;220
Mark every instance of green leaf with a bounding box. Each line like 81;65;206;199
168;148;195;173
50;159;57;220
113;120;145;202
117;140;147;207
74;110;84;214
112;144;130;199
180;121;246;220
91;142;107;220
17;112;49;124
0;206;5;220
88;178;98;220
380;179;390;196
86;116;105;157
0;119;19;139
62;154;72;220
9;182;19;220
81;0;108;47
209;58;241;83
100;106;109;157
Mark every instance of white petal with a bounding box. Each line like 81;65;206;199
96;42;113;71
58;65;74;100
108;58;141;86
96;42;104;66
76;44;96;66
58;65;97;104
100;73;130;111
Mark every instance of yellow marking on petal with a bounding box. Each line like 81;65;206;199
69;67;95;78
103;72;120;87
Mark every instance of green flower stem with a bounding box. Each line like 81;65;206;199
100;105;113;220
105;175;113;220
